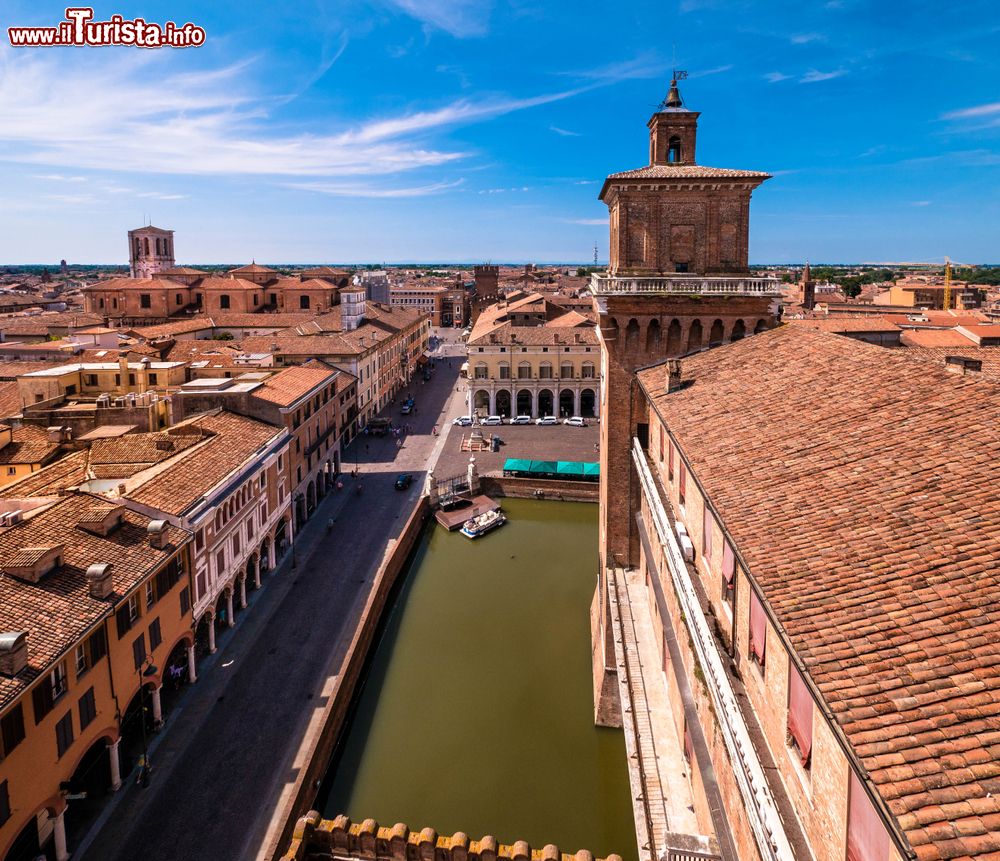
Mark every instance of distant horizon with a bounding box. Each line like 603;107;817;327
3;261;997;270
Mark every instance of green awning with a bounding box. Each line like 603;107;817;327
556;461;587;476
529;460;559;474
503;458;532;472
583;462;600;477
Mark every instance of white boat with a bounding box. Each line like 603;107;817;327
460;508;506;539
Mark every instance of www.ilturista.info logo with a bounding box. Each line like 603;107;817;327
8;7;206;48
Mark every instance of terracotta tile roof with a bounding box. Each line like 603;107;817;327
0;450;89;497
198;276;262;292
0;424;61;466
637;326;1000;860
227;263;277;274
545;310;595;328
0;381;21;420
900;328;978;348
601;164;771;201
252;364;338;407
0;312;104;336
0;492;187;710
0;362;65;379
125;412;284;516
900;346;1000;381
788;317;902;334
468;321;598;347
84;277;184;293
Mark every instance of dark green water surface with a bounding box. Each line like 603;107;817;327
317;499;637;861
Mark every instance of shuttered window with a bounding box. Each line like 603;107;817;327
749;590;767;667
722;540;736;607
787;664;813;766
702;504;713;559
847;771;890;861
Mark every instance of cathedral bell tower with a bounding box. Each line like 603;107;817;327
589;76;781;725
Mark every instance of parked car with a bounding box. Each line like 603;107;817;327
401;404;413;415
423;370;432;381
481;415;504;426
394;474;413;490
563;416;587;427
535;415;558;426
510;415;531;425
452;416;473;426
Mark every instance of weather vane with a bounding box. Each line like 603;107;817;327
673;69;688;81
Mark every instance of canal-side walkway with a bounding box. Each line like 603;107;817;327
75;357;468;861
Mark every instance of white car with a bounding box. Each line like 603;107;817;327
535;415;558;426
481;415;504;426
452;416;473;426
510;415;532;425
563;416;587;427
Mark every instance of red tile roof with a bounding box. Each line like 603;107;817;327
252;364;338;407
637;326;1000;860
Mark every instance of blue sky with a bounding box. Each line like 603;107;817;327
1;0;998;264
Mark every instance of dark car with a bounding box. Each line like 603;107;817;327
423;370;432;381
394;474;413;490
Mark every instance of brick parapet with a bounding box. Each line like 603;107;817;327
280;813;622;861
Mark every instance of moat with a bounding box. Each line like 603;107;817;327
318;498;637;861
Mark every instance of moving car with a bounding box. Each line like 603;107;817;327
563;416;587;427
401;404;413;415
481;415;504;426
510;415;531;425
394;474;413;490
534;416;558;426
452;415;473;426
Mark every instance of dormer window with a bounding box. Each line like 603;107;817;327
5;546;64;584
78;505;124;537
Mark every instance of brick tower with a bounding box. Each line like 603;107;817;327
590;76;781;725
128;225;175;278
472;264;500;322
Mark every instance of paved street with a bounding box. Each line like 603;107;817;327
75;331;468;861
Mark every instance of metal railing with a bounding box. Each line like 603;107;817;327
590;274;781;297
631;440;795;861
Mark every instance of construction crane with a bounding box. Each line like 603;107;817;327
943;256;952;312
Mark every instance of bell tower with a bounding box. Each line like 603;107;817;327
128;225;175;279
590;76;781;725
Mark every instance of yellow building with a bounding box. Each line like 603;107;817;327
466;293;600;418
0;426;61;488
0;494;193;861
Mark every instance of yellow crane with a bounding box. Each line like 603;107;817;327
943;256;952;312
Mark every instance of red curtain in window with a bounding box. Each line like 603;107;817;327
659;426;664;462
679;461;686;501
749;590;767;664
787;664;813;764
668;442;674;479
702;504;713;558
847;771;890;861
722;540;735;584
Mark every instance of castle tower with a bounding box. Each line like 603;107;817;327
801;261;816;311
128;225;175;278
590;76;781;725
472;264;500;323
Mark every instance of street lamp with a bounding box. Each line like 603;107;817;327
137;659;158;787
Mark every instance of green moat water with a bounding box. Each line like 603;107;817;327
318;499;637;861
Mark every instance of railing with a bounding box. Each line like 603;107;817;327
590;274;781;297
631;440;795;861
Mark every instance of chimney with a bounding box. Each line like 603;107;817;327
147;519;168;549
0;632;28;677
665;359;682;393
85;563;114;599
945;356;982;375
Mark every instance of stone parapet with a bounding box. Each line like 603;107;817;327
590;274;780;298
280;813;624;861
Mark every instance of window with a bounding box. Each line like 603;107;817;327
560;363;573;378
749;590;767;668
474;364;488;380
702;504;713;560
517;362;531;380
5;468;14;476
146;581;156;610
722;540;735;608
0;781;9;828
140;293;151;309
1;705;25;757
232;533;241;556
75;643;88;677
132;634;146;670
55;711;74;758
538;362;552;379
78;687;97;731
180;586;191;616
658;426;664;463
787;664;813;768
499;363;510;380
300;295;310;309
176;293;183;305
220;294;231;309
128;374;136;386
148;373;158;385
582;362;595;378
85;374;98;386
678;460;686;506
127;594;141;624
149;618;162;652
847;770;890;861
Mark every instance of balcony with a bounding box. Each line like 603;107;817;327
591;273;780;297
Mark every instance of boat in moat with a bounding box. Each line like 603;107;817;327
460;508;506;539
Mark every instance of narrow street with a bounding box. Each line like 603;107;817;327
75;330;469;861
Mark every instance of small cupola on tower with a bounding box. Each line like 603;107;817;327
648;72;699;166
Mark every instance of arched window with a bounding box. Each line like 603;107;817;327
668;136;682;163
134;238;141;257
625;318;640;351
646;318;662;351
143;237;150;255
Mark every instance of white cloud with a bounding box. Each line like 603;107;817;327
550;126;580;137
911;200;932;206
765;71;792;83
386;0;492;37
800;68;846;84
0;49;592;181
286;178;464;197
688;64;733;78
564;218;607;226
941;101;1000;120
790;32;824;44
